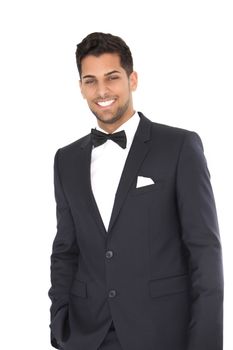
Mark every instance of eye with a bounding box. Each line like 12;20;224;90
108;76;119;81
84;79;96;85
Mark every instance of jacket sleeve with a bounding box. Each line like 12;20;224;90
176;131;224;350
48;149;79;348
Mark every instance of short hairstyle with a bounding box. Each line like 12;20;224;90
76;32;134;77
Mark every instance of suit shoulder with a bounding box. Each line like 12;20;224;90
56;133;90;156
149;120;202;146
139;112;200;142
151;121;197;139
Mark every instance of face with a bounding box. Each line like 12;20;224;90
79;53;138;132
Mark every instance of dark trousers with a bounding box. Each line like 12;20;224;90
98;322;123;350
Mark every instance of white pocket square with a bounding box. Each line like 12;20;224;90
136;176;155;188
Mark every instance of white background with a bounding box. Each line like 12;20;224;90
0;1;232;349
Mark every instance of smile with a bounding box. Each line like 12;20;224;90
96;99;115;108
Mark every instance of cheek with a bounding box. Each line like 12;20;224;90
82;90;94;102
114;83;130;97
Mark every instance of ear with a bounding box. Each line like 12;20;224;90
129;71;138;91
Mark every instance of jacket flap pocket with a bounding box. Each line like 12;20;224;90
149;274;188;298
70;279;87;298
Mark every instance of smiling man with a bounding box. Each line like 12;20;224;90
80;53;137;133
48;32;223;350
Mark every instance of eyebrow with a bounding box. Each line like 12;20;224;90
82;70;121;79
105;70;121;76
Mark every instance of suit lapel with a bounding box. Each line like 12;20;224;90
78;113;152;237
108;113;152;233
79;136;107;237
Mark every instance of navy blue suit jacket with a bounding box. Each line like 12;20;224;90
49;113;223;350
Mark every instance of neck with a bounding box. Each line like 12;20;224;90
97;111;135;133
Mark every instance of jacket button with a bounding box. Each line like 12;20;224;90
108;290;116;298
106;250;113;259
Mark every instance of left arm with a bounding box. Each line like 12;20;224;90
176;131;224;350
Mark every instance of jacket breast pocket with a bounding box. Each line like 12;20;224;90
70;279;87;298
130;179;164;196
149;274;189;299
131;183;157;196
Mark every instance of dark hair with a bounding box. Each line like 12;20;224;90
76;32;133;77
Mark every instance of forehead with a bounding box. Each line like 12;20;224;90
81;53;124;77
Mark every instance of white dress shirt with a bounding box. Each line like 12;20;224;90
90;112;140;230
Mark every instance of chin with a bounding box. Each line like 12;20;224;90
99;116;122;125
93;111;121;125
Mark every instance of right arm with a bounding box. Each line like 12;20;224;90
48;150;79;348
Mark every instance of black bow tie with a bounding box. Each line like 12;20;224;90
91;128;127;149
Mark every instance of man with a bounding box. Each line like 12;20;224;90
48;32;223;350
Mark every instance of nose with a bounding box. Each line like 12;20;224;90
96;80;110;98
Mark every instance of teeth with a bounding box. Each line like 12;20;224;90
97;100;114;107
